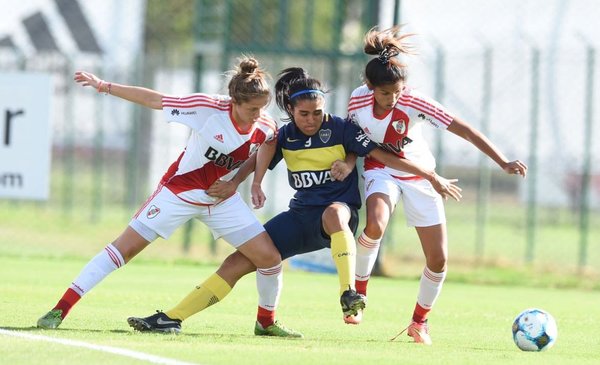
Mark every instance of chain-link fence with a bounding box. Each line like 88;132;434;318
1;0;598;275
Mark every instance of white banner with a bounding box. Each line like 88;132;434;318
0;72;53;200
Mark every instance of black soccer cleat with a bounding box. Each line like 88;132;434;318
340;287;367;317
127;310;182;334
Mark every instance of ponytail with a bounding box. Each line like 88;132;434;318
363;26;415;87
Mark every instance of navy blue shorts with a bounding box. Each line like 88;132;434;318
264;205;359;260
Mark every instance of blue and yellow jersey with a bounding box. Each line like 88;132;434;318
270;113;377;209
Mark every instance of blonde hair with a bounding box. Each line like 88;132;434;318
227;56;270;103
363;26;415;86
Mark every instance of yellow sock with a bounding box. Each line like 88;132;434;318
330;230;357;295
165;273;232;321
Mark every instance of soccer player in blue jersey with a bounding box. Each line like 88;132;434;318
127;67;461;337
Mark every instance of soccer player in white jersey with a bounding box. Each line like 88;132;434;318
346;27;528;344
125;67;460;337
37;57;293;335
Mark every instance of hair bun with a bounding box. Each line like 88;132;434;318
239;57;259;75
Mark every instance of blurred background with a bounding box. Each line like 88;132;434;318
0;0;598;286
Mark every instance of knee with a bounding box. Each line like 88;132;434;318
223;252;257;273
217;252;256;286
322;205;348;229
253;247;281;268
364;216;387;239
426;255;448;273
264;249;282;267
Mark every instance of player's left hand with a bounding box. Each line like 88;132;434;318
502;160;528;178
206;179;236;199
330;159;352;181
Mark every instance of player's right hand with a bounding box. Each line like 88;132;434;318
74;71;102;89
206;179;236;199
251;182;266;209
430;173;462;201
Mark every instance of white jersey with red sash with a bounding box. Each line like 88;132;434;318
160;93;276;205
347;85;453;179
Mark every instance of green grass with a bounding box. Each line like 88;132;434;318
1;183;599;363
1;255;599;365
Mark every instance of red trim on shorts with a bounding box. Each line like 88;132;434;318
174;194;216;207
133;184;164;219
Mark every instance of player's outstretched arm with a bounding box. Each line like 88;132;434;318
74;71;164;110
447;116;528;178
251;142;277;209
369;148;462;201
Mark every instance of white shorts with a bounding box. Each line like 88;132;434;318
130;185;265;248
363;169;446;227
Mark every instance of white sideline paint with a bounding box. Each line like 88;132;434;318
0;328;200;365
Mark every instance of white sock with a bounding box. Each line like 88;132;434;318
416;266;446;309
355;232;381;281
69;244;125;296
256;263;283;311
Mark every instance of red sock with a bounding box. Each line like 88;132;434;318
256;306;275;328
53;288;82;319
355;279;368;296
412;303;430;324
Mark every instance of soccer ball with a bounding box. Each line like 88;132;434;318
512;308;557;351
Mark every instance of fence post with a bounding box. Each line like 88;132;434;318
525;47;540;263
433;43;446;175
90;63;104;223
62;57;75;218
578;44;595;270
475;46;492;261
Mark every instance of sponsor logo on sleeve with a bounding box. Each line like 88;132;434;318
355;130;371;147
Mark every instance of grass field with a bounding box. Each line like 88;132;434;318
1;181;599;364
1;254;600;365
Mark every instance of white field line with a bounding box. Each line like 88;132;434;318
0;328;201;365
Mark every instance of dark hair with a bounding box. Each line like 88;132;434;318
363;26;415;87
227;56;270;103
275;67;326;120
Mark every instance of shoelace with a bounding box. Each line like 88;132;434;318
390;323;428;342
273;321;292;331
390;325;409;341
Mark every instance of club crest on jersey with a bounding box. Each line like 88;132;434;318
392;120;406;135
147;205;160;219
319;129;332;143
249;142;260;155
